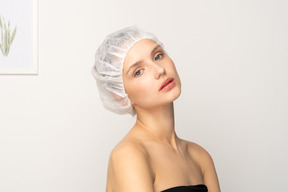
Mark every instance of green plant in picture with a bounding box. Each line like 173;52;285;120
0;15;17;57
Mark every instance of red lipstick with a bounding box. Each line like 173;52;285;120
159;77;175;91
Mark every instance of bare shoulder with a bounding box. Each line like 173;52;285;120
108;138;151;173
110;138;147;161
182;139;221;192
184;140;213;165
106;138;154;192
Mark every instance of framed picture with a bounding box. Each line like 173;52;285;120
0;0;38;75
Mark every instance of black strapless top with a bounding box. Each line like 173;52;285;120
161;184;208;192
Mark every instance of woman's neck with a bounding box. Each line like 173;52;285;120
133;103;179;149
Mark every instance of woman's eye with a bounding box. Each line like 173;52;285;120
134;69;143;77
155;53;163;61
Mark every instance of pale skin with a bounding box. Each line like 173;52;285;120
106;39;221;192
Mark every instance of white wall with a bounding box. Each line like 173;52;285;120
0;0;287;191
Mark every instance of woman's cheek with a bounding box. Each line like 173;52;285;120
133;78;151;97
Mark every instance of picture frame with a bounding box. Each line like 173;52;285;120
0;0;38;75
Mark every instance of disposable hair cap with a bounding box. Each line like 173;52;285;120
92;26;164;115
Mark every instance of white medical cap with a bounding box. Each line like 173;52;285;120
92;26;164;115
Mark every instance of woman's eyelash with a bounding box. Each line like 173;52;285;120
155;53;163;60
134;69;143;77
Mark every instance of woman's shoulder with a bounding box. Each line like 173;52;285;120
108;133;152;174
180;139;207;152
107;136;154;192
180;139;214;165
110;136;148;160
109;126;152;160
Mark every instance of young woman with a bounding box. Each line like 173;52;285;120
92;26;220;192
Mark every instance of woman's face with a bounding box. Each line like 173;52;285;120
122;39;181;111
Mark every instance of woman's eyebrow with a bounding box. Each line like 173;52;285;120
126;61;142;75
151;45;161;56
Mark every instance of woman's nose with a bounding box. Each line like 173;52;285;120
153;62;166;79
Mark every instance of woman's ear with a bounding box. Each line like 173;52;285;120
130;99;135;105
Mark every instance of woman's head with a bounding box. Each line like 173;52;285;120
123;39;181;113
92;26;181;115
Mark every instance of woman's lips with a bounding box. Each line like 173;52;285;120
159;78;175;91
